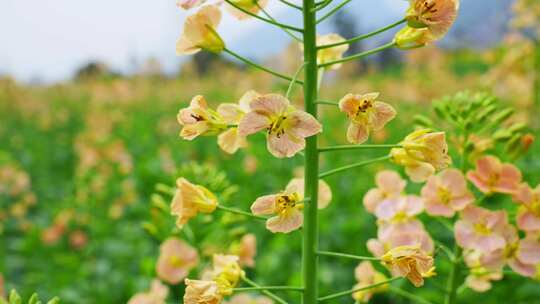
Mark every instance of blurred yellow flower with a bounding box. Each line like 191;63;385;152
225;0;269;20
211;254;245;295
316;33;349;70
171;178;218;228
184;279;223;304
156;238;199;284
338;92;396;144
176;5;225;55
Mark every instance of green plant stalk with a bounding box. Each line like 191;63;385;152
319;155;391;179
233;286;304;292
317;250;380;261
242;277;289;304
216;205;267;220
388;286;435;304
534;39;540;110
316;0;353;24
318;42;396;69
318;277;401;301
224;0;303;32
302;1;319;303
318;144;401;152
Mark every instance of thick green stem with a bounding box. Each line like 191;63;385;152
444;245;462;304
302;1;319;303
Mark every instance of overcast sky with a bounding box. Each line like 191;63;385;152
0;0;407;83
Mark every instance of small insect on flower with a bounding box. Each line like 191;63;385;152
177;0;207;10
171;178;219;228
225;0;269;20
513;183;540;231
454;205;509;254
216;90;260;154
315;33;349;70
338;92;396;144
352;262;389;303
156;237;199;284
176;5;225;55
128;279;169;304
184;279;223;304
466;155;522;195
390;129;451;182
405;0;459;37
421;168;474;217
238;94;322;158
363;170;407;214
381;245;435;287
178;95;227;140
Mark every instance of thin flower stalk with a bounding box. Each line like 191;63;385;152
313;0;333;12
216;205;267;220
233;286;304;292
224;0;304;32
318;144;402;153
241;277;289;304
286;63;307;99
316;0;353;24
319;155;392;179
388;286;436;304
318;277;401;302
317;19;407;50
317;250;380;261
318;42;397;69
258;4;303;42
277;0;303;11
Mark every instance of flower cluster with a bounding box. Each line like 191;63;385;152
364;171;435;287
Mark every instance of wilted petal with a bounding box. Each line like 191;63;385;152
347;123;369;144
267;132;305;158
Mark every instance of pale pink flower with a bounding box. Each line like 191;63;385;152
237;234;257;267
513;183;540;231
455;205;508;253
184;279;222;304
177;0;207;10
128;279;169;304
369;227;434;257
238;94;321;158
466;155;522;194
170;178;218;228
405;0;459;37
464;270;502;293
224;294;272;304
421;169;474;217
250;182;305;233
352;262;388;302
363;170;406;214
178;95;227;140
176;5;225;55
286;177;332;209
225;0;269;20
374;195;424;222
156;238;199;284
339;93;396;144
381;245;435;287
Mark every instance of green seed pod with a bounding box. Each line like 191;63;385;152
508;122;527;133
9;290;22;304
505;133;522;155
493;129;513;141
46;298;60;304
491;108;515;125
142;222;159;237
28;295;40;304
413;115;433;127
475;105;497;122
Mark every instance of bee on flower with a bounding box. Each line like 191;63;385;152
390;129;451;182
176;5;225;55
156;238;199;284
338;92;396;144
381;245;435;287
238;94;322;158
171;178;219;228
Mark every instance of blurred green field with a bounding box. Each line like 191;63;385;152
1;44;540;303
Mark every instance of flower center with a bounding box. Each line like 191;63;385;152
356;99;373;116
504;242;519;259
169;255;184;267
392;211;410;223
419;0;438;18
473;223;491;235
275;193;300;214
268;114;288;137
437;187;452;204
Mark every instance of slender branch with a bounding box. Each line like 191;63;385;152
286;63;307;99
224;0;304;32
224;48;303;84
433;216;454;233
258;4;303;42
434;241;456;262
242;277;289;304
388;286;436;304
314;0;333;11
317;250;380;261
318;277;401;302
233;286;304;292
319;155;391;179
277;0;303;10
216;205;266;221
318;144;402;153
316;0;353;24
318;42;397;69
317;19;407;50
314;100;338;106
